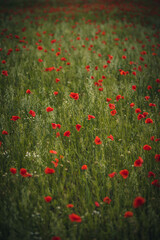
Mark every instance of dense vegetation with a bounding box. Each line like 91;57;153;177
0;0;160;239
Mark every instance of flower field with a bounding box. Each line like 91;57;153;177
0;0;160;239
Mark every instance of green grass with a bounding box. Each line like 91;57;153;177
0;0;160;239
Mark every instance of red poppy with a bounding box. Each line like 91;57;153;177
135;108;141;113
64;131;71;137
151;180;160;187
148;171;155;178
132;85;136;91
143;112;148;118
46;107;54;112
134;157;143;167
81;165;87;170
119;169;129;179
76;124;82;132
116;95;121;101
110;110;117;116
29;110;36;117
67;204;74;208
147;85;152;90
2;70;8;76
45;167;55;174
37;46;43;50
52;237;61;240
150;136;154;141
145;118;153;124
51;123;57;129
70;92;79;100
20;168;27;176
109;104;115;109
44;196;52;202
38;59;43;62
95;201;100;207
108;172;117;178
145;96;150;101
143;145;152;151
106;98;112;102
55;78;60;83
133;196;146;208
54;91;58;95
103;196;111;204
130;103;135;108
11;116;20;121
107;135;114;141
69;213;82;222
57;124;61;129
95;136;102;145
49;150;57;154
155;154;160;162
26;89;31;94
88;115;95;120
137;114;144;120
56;132;60;138
149;103;156;107
10;168;17;174
124;211;133;218
2;130;8;135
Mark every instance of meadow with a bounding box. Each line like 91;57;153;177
0;0;160;239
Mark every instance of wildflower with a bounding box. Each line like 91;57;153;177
10;168;17;174
133;197;146;208
95;136;102;145
44;196;52;202
124;211;133;218
69;213;82;222
81;165;87;170
119;169;129;179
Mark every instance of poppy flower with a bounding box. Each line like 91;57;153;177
109;104;115;109
143;112;148;118
20;168;27;176
10;168;17;174
137;114;144;120
108;172;117;178
148;171;155;178
151;180;160;187
155;154;160;162
2;70;8;76
76;124;81;132
11;116;20;121
51;123;57;129
67;204;74;208
46;107;54;112
132;85;136;91
95;136;102;145
70;92;79;100
143;145;152;151
95;201;100;207
69;213;82;222
106;98;112;102
2;130;8;135
130;103;135;108
110;110;117;116
57;124;61;129
107;135;114;141
54;91;58;95
133;196;146;208
119;169;129;179
145;118;153;124
26;89;31;94
116;95;121;101
103;196;111;204
44;196;52;202
45;167;55;174
149;103;156;107
49;150;57;154
38;59;43;62
134;157;143;167
88;115;95;120
2;60;6;64
124;211;133;218
29;110;36;117
52;237;61;240
81;165;87;170
56;132;60;138
145;96;150;101
64;131;71;137
135;108;141;113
